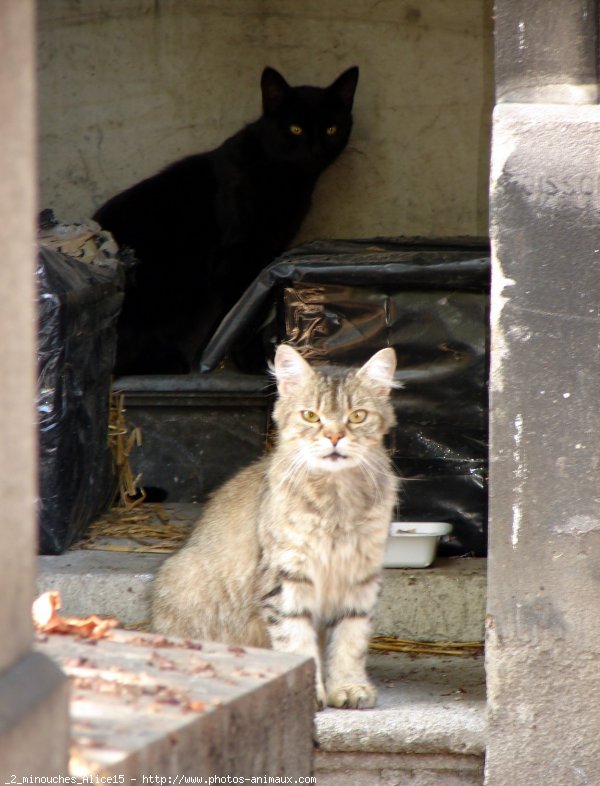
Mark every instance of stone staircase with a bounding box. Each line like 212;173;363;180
37;502;486;784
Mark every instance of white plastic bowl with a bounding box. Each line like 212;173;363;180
383;521;453;568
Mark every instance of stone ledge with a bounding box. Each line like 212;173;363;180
37;504;487;642
35;505;486;780
37;549;164;626
315;652;485;757
314;651;485;785
34;634;486;780
315;751;484;786
36;629;314;778
376;559;486;642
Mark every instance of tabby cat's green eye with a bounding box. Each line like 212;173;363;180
289;124;304;136
301;410;320;423
348;409;367;424
326;125;337;136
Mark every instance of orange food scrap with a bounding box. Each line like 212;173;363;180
32;590;118;640
184;699;206;713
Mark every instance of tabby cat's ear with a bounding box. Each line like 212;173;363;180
274;344;315;395
357;347;397;394
328;66;359;110
261;67;290;114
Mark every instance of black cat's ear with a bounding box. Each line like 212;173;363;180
328;66;359;110
261;67;290;114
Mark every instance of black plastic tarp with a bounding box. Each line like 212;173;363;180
37;245;124;554
200;238;490;556
200;238;489;371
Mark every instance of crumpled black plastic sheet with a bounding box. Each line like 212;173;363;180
200;238;490;556
200;238;489;371
37;246;124;554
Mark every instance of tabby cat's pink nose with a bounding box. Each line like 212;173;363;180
328;432;343;446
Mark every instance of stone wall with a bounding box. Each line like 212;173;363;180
0;0;70;776
37;0;493;239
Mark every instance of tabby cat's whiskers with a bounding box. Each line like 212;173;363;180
152;344;399;710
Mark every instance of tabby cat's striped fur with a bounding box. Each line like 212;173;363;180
151;344;399;709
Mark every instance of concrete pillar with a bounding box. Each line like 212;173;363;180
486;1;600;784
0;0;70;776
494;0;598;103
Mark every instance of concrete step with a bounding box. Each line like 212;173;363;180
315;651;485;785
37;632;485;785
36;628;314;778
37;503;487;643
36;503;487;785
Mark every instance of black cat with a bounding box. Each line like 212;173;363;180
94;66;359;375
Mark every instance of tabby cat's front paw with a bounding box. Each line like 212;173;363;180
327;682;377;709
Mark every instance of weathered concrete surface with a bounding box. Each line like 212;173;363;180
494;0;598;104
315;651;485;784
0;652;70;780
36;507;485;778
37;628;315;778
376;560;486;643
315;752;483;786
0;0;70;777
37;505;486;641
316;652;485;756
487;102;600;785
38;549;166;626
37;0;493;238
0;0;37;679
37;551;486;641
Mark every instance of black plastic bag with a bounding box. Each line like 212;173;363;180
200;238;490;556
37;243;124;554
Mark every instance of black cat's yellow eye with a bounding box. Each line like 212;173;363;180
348;409;367;424
301;410;320;423
289;124;304;136
326;125;338;136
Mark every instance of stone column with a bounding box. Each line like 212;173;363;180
494;0;598;104
486;1;600;784
0;0;70;776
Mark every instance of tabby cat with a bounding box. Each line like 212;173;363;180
152;344;399;709
94;67;359;375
